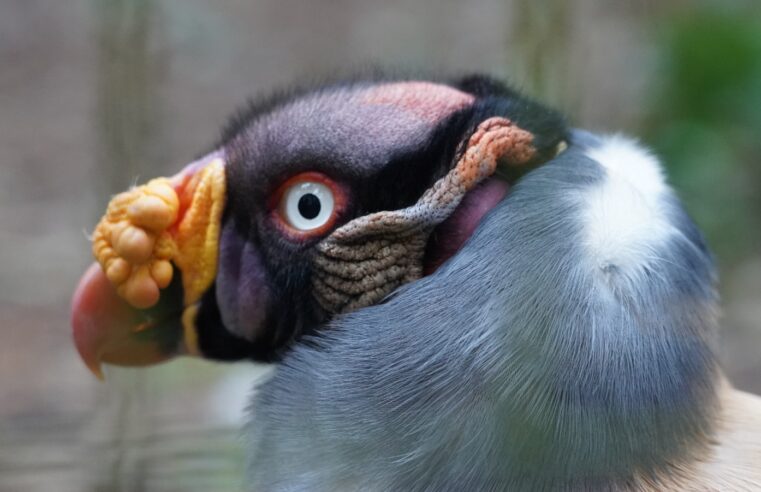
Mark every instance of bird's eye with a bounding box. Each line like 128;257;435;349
272;172;346;239
283;181;333;230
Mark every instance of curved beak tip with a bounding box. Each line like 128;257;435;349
71;263;111;380
71;262;190;378
84;359;105;381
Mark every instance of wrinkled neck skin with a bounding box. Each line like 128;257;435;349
247;138;721;490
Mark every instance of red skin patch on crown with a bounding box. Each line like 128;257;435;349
362;82;475;123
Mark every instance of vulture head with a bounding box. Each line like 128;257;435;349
72;75;566;369
71;74;761;489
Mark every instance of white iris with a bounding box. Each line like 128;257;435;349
282;181;335;231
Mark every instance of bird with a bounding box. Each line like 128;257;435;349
71;74;761;490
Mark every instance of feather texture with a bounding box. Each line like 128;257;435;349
244;133;759;490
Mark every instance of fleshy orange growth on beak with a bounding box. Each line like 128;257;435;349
72;155;226;378
92;158;226;309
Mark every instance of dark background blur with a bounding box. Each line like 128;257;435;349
1;1;759;491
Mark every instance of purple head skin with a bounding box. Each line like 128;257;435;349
216;220;271;342
225;82;475;195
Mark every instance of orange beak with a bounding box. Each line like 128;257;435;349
71;152;226;379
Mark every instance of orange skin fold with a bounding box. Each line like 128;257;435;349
72;153;226;378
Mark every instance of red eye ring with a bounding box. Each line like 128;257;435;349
269;172;347;240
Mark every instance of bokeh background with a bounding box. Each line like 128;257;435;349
1;1;759;491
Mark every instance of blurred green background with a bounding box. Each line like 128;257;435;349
1;1;759;491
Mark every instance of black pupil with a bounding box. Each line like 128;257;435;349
297;193;321;220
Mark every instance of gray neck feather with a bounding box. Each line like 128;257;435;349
248;142;720;490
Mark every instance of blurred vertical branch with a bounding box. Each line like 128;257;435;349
93;1;167;491
509;0;572;109
95;0;167;201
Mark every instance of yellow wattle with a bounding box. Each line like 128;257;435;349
91;158;226;310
